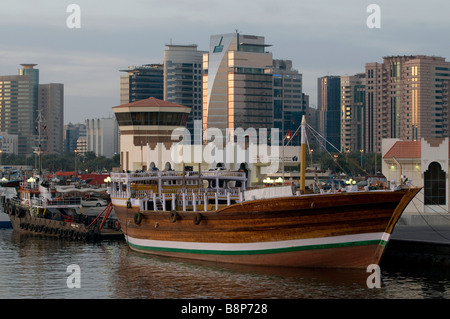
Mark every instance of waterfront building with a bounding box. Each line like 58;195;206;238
164;44;206;144
39;83;64;154
382;137;450;225
366;55;450;153
85;117;119;158
113;97;191;171
318;75;341;151
202;32;273;141
340;73;365;152
113;96;291;186
120;64;164;105
272;59;305;146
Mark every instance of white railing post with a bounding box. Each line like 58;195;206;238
215;192;218;211
153;193;158;211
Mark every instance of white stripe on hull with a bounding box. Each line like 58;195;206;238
126;232;390;253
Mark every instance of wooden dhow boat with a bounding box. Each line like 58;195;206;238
109;117;420;268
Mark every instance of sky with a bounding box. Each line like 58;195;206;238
1;0;449;124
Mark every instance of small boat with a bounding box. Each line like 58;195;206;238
0;187;17;228
2;175;122;240
109;117;420;268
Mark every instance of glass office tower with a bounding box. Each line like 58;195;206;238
0;64;39;155
202;32;273;142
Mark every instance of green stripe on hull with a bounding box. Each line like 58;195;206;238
127;239;387;256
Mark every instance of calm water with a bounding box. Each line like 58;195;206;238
1;228;450;300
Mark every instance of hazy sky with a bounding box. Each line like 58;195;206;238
1;0;449;124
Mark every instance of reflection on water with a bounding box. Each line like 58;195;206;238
1;229;450;299
114;251;377;299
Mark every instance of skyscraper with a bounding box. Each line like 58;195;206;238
64;122;86;153
318;76;341;151
0;64;39;155
39;83;64;154
120;64;164;105
202;32;273;141
272;59;305;146
340;73;365;152
164;44;206;144
365;55;450;152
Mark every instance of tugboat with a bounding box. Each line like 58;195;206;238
0;111;121;240
2;175;121;240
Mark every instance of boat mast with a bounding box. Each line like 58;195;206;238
300;115;306;194
35;110;43;176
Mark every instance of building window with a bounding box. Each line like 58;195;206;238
424;162;446;205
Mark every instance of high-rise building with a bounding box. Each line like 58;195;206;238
202;32;273;141
164;44;206;144
39;83;64;154
318;76;341;151
365;55;450;152
0;132;19;154
64;123;86;153
272;59;305;146
0;64;39;155
340;73;365;152
120;64;164;105
85;117;119;158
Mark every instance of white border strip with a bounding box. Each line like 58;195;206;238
127;232;390;252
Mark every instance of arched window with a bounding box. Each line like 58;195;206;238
424;162;446;205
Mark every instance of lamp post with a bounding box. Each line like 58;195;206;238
74;150;78;178
282;132;291;185
360;149;364;168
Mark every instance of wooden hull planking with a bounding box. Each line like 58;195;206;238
112;188;420;268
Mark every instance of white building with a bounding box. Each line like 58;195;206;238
0;132;19;154
113;97;292;187
382;137;450;225
85;117;119;158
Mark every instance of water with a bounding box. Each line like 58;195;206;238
1;228;450;300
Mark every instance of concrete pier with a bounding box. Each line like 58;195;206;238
384;219;450;267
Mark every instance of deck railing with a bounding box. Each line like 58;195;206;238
110;170;247;182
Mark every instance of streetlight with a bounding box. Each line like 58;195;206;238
74;150;78;178
310;148;314;169
360;149;364;168
282;132;291;185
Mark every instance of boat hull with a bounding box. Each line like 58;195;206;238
112;188;421;269
4;204;122;240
